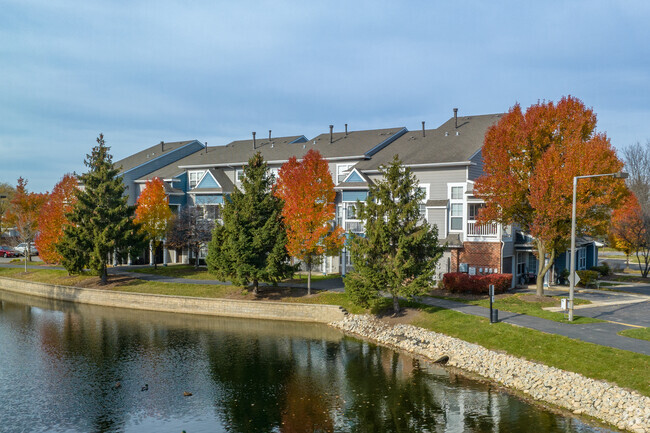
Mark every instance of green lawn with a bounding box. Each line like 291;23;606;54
619;327;650;342
126;265;217;280
429;293;602;324
408;301;650;396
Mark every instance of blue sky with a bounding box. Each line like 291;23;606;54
2;0;649;192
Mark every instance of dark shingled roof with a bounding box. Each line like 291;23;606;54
176;128;406;168
354;114;503;170
114;140;196;173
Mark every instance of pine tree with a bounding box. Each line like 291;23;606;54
206;152;293;294
57;134;141;284
345;155;444;314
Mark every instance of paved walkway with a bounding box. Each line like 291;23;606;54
2;263;648;355
415;296;650;355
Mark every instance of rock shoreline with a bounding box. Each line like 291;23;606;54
330;314;650;433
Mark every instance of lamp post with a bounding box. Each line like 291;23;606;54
568;172;628;321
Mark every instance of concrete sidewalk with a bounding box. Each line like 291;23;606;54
415;296;650;356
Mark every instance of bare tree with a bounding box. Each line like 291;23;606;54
617;140;650;277
166;206;214;268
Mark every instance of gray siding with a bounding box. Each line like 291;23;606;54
468;150;484;181
427;208;446;238
412;167;467;199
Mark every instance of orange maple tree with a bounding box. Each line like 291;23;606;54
274;149;345;293
35;174;78;264
610;194;650;277
6;178;48;265
134;177;173;269
475;96;627;295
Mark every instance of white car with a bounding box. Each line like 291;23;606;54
14;243;38;256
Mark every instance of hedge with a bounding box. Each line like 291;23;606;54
576;270;599;287
442;273;512;294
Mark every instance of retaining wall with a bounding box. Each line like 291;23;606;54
0;277;347;324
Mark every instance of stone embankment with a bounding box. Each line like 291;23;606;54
331;315;650;433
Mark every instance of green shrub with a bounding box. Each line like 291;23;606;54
576;270;599;287
589;263;611;277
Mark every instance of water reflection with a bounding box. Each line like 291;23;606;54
0;290;611;433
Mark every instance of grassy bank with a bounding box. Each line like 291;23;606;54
429;292;602;324
408;301;650;396
619;327;650;342
1;267;648;396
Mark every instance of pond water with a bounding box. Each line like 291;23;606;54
0;290;612;433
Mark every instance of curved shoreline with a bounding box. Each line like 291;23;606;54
330;315;649;433
1;275;648;432
0;276;346;324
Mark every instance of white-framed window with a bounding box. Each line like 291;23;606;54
188;170;206;189
346;204;357;220
448;183;465;231
468;203;485;220
235;169;244;183
578;248;586;270
417;184;429;221
269;167;279;181
336;163;355;184
450;203;463;230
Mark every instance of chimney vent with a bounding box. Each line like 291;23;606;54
453;108;458;128
345;124;348;136
269;130;272;142
421;121;425;137
252;132;256;149
329;125;334;143
160;141;165;152
204;141;208;152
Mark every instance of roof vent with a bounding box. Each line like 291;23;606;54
269;130;272;142
204;141;208;152
329;125;334;143
445;132;449;137
421;121;425;137
160;141;165;152
453;108;458;128
345;123;348;136
303;143;306;149
252;132;256;150
456;131;460;136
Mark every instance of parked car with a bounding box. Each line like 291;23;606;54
0;246;17;258
14;243;38;256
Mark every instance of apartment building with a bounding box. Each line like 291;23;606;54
116;111;596;283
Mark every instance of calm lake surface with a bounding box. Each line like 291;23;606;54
0;290;613;433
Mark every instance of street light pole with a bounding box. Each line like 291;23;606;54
568;172;628;321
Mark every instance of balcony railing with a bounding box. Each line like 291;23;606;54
345;221;365;234
467;220;498;237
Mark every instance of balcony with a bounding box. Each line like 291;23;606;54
466;220;498;237
345;221;365;234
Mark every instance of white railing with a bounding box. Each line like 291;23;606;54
467;220;498;237
345;221;365;234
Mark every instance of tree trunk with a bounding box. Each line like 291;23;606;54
100;265;108;285
392;295;400;315
535;241;555;296
253;279;259;295
307;260;312;296
194;248;200;269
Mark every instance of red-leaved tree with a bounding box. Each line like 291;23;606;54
275;149;345;293
134;177;173;269
6;178;48;266
610;194;650;277
475;96;627;295
36;174;78;264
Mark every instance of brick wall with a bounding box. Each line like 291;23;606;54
452;242;502;273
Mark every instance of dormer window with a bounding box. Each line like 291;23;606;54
189;170;206;189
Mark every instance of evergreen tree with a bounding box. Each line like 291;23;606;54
57;134;141;284
206;152;293;293
345;155;444;314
